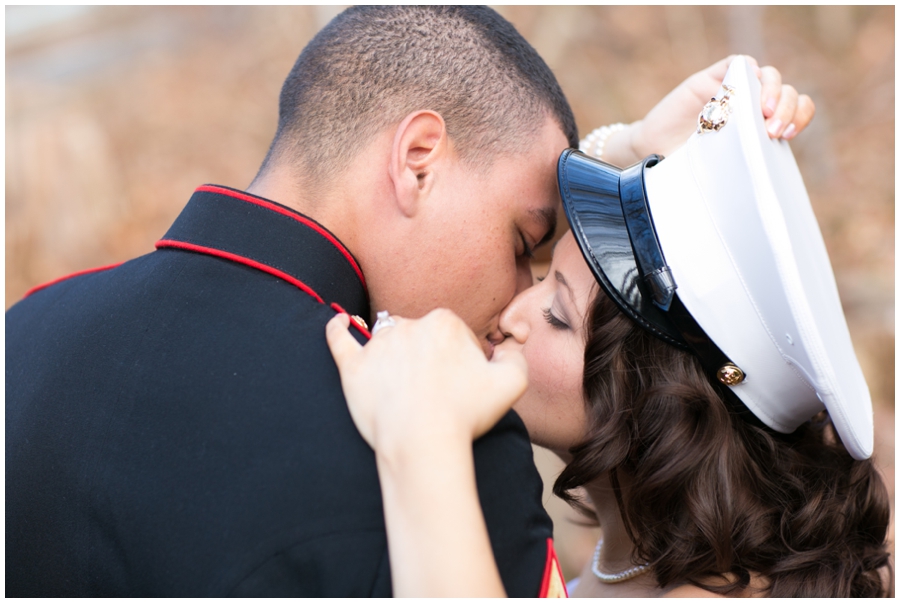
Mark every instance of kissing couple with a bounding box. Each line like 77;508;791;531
8;6;889;598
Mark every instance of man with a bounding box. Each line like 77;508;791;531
7;7;573;597
7;6;811;597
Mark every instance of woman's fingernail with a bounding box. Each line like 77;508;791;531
782;123;797;140
328;312;350;328
767;118;783;137
765;97;777;116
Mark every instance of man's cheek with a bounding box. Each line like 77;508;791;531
515;259;534;294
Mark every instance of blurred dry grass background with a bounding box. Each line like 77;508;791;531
6;5;894;582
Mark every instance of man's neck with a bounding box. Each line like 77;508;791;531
246;170;316;217
246;168;361;260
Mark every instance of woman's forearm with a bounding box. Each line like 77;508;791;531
376;432;506;598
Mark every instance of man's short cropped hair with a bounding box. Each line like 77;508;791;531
262;6;578;182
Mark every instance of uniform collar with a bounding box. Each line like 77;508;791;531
157;184;370;319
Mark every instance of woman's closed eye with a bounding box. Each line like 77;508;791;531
542;307;569;330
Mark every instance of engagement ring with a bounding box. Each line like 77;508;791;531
371;311;396;335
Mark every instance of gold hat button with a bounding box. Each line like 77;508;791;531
717;363;745;386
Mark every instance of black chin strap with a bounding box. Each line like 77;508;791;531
621;155;769;432
666;295;769;431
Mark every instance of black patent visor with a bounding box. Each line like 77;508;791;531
558;149;687;349
557;149;763;428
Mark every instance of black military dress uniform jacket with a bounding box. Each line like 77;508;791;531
6;185;561;597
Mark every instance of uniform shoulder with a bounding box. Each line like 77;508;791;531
471;409;552;598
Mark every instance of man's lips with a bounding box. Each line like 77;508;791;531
482;338;495;360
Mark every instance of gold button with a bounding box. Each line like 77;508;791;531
717;363;745;386
351;315;368;330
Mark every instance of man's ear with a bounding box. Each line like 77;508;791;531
388;110;447;218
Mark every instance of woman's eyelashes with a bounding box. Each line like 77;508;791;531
542;307;569;330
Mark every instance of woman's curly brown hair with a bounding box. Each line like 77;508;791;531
554;287;892;596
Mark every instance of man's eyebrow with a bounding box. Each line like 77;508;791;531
530;207;558;248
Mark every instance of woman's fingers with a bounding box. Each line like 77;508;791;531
462;354;527;440
783;94;815;140
325;312;362;371
327;308;525;450
758;65;815;139
629;55;812;160
759;65;783;118
758;66;816;138
767;84;798;138
326;312;379;446
489;349;528;405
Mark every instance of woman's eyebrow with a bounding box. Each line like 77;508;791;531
554;270;576;307
550;235;563;255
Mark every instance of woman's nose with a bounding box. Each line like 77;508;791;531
498;285;533;344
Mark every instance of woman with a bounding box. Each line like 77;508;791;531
325;57;892;597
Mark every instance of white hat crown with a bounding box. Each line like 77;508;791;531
559;56;873;459
644;56;872;459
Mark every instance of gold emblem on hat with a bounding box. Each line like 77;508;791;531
717;362;745;385
697;84;735;134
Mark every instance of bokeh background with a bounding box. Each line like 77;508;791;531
6;5;894;583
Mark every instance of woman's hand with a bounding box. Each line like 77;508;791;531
326;308;528;458
602;55;816;166
326;309;523;597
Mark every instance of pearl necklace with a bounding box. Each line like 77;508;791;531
591;538;652;583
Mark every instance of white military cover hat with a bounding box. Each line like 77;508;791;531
558;55;873;460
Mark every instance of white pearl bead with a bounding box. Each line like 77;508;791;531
579;123;627;161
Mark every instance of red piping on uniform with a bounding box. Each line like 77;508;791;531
195;185;367;291
23;262;123;298
538;538;568;598
155;239;325;304
330;302;372;340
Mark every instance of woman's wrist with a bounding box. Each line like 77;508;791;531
582;120;642;167
373;420;474;480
